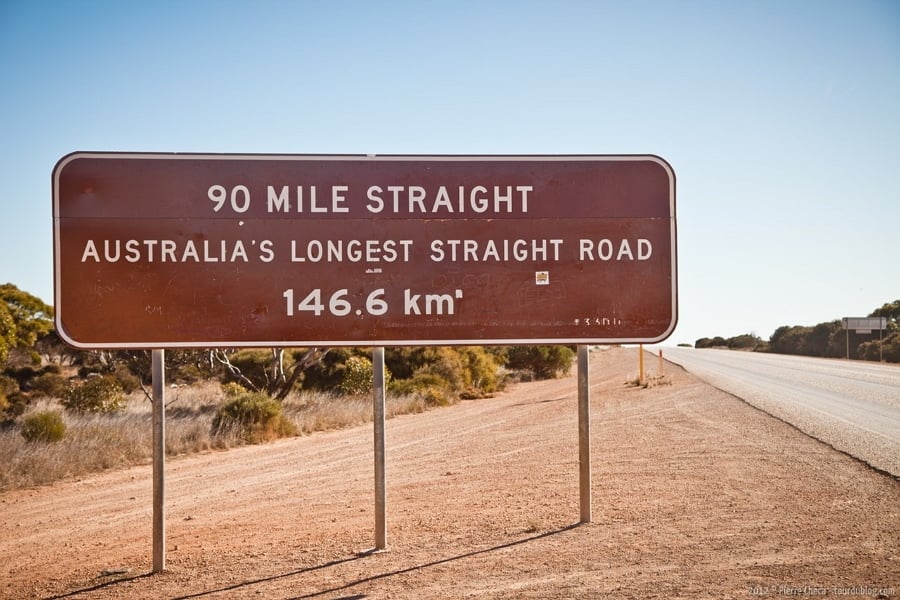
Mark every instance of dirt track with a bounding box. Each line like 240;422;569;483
2;347;898;599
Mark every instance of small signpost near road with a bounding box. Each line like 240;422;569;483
53;153;677;571
842;316;888;361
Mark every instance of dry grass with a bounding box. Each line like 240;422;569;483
0;383;443;492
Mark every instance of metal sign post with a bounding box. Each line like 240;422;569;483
373;347;387;550
151;349;165;573
577;345;591;523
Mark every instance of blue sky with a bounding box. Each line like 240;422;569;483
2;0;898;346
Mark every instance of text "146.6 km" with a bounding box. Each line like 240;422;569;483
282;288;464;317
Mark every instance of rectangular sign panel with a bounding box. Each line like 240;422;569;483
53;153;677;348
842;317;887;331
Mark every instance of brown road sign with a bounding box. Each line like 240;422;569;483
52;153;677;348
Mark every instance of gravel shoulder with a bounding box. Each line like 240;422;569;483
663;348;900;477
2;347;897;599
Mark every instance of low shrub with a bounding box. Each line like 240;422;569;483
390;372;447;395
1;373;19;403
28;372;68;398
111;366;142;394
0;375;14;416
211;391;296;443
61;376;125;413
457;346;502;395
389;373;452;408
339;355;391;395
221;381;249;397
420;387;450;407
505;345;575;379
340;356;374;395
1;390;30;421
21;410;66;442
301;347;356;391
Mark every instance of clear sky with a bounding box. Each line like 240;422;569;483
2;0;898;347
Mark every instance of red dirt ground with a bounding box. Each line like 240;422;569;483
2;347;897;599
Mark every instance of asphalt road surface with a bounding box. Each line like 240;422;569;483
662;348;900;477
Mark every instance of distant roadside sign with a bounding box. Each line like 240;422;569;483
52;153;677;348
842;317;887;332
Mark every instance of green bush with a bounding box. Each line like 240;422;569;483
387;347;467;393
726;334;762;350
884;332;900;362
339;355;392;395
383;346;502;400
340;356;373;395
111;365;142;394
456;346;502;396
220;348;273;389
417;347;467;391
61;376;125;413
420;386;450;407
390;372;448;395
28;372;68;398
301;347;357;390
1;391;29;421
21;410;66;442
211;391;296;443
5;365;39;387
0;374;17;414
695;336;727;349
505;345;575;379
859;332;900;362
221;381;248;397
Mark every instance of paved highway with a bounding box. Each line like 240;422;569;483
662;348;900;477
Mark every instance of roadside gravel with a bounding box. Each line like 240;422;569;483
663;348;900;477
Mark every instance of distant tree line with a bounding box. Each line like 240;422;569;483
694;299;900;363
694;333;764;351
